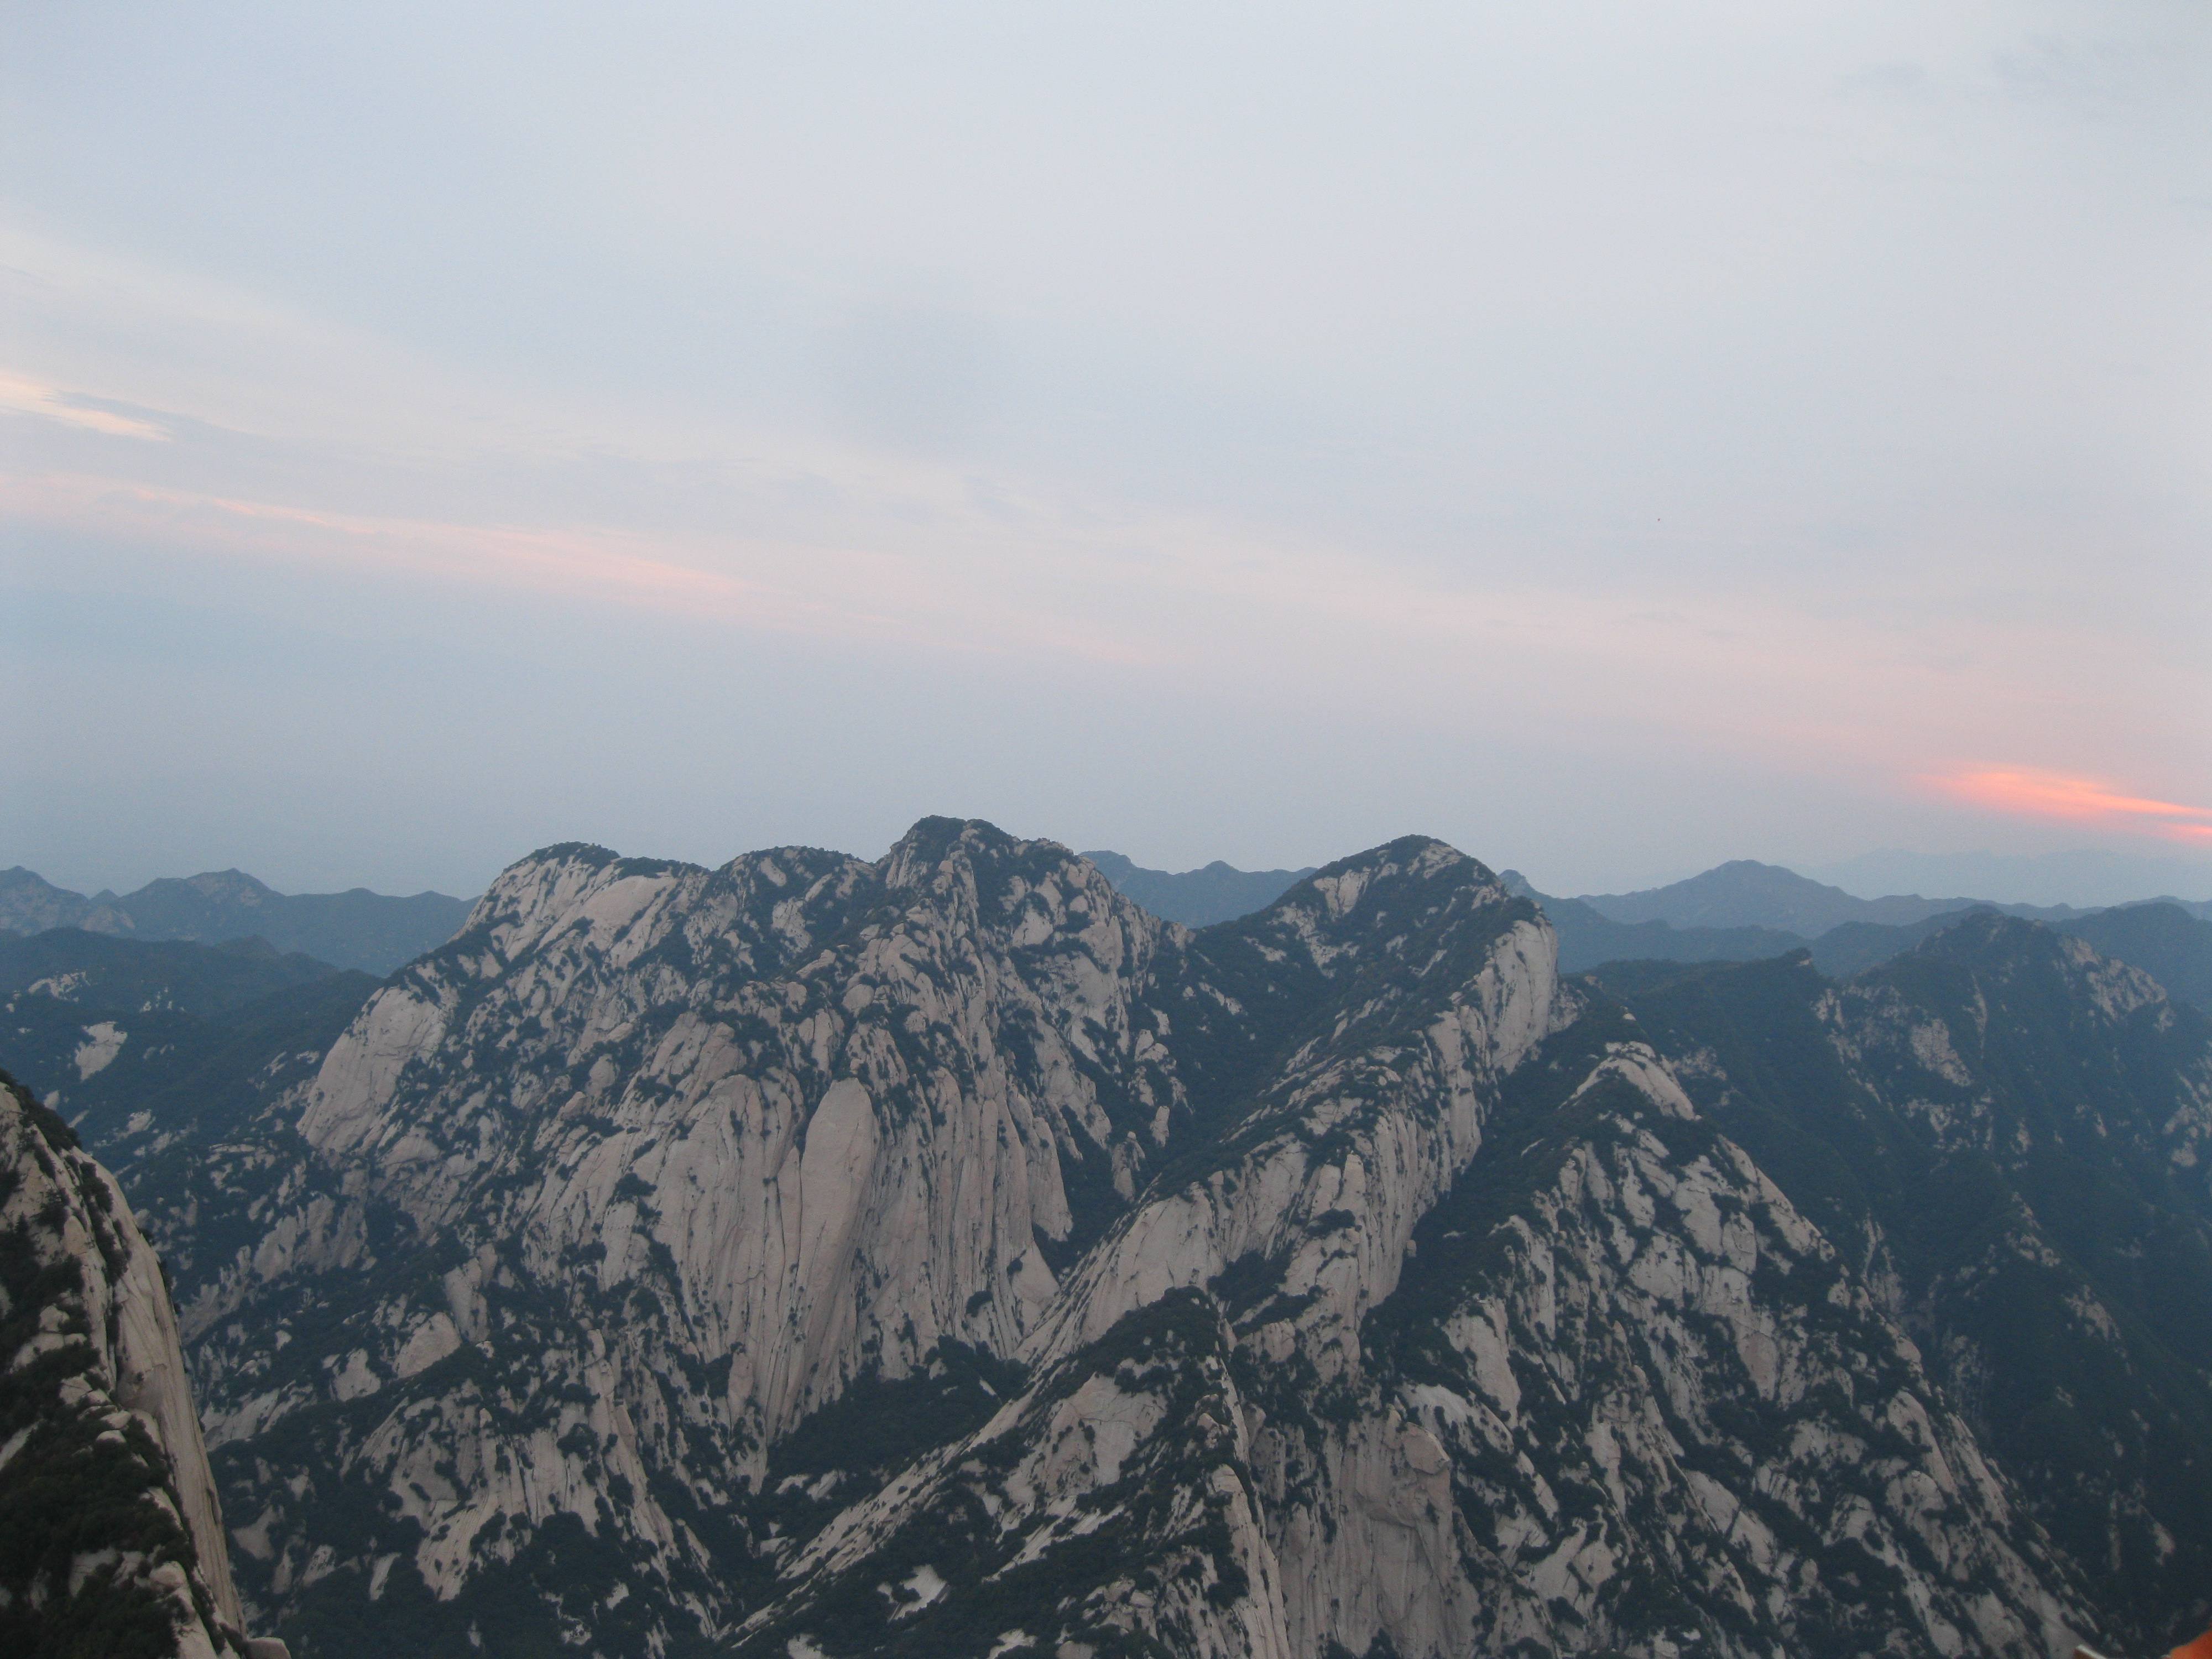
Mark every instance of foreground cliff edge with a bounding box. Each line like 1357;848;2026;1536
0;1069;286;1659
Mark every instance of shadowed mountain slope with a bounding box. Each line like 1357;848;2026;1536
27;821;2209;1658
0;928;344;1019
1082;849;1317;927
0;1069;286;1658
1588;916;2212;1651
0;868;473;975
2057;901;2212;1015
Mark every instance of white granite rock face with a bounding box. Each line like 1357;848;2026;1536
1026;906;1567;1376
769;1032;2093;1659
738;1290;1297;1659
289;826;1183;1435
0;1076;259;1657
159;824;2141;1657
1349;1046;2087;1659
196;823;1212;1641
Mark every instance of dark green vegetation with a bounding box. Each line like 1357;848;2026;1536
0;928;377;1164
0;865;474;975
736;1291;1258;1659
1585;917;2212;1652
0;1071;226;1659
2058;901;2212;1014
0;928;346;1016
768;1340;1027;1495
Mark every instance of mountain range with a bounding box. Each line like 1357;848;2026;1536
1563;857;2090;935
1078;851;1321;927
4;819;2209;1657
1080;851;2212;1010
1493;860;2212;1002
1810;846;2212;911
0;867;476;975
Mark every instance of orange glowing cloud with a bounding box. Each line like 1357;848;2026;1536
1929;768;2212;843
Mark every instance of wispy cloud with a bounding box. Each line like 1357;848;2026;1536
0;471;1166;667
0;372;169;441
1928;767;2212;844
14;456;2176;815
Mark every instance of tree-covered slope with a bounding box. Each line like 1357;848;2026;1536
1589;917;2212;1652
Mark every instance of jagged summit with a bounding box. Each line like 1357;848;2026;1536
55;817;2209;1656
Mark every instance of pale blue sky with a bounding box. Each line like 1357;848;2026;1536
3;2;2209;898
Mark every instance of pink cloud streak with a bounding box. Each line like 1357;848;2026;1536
0;471;1152;667
1928;767;2212;844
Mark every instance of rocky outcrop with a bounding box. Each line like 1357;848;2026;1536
119;821;2208;1656
172;824;1587;1648
753;1011;2093;1659
738;1288;1293;1659
1593;917;2212;1653
0;1068;273;1658
184;823;1203;1647
1360;1022;2084;1658
1025;843;1567;1376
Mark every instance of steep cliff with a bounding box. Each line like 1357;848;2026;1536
744;1010;2089;1659
178;823;1199;1651
1594;914;2212;1652
102;821;2207;1657
0;1068;272;1659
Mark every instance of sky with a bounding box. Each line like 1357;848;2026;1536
3;1;2209;902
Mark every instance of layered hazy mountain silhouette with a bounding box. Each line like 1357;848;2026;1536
1521;859;2212;1003
1569;857;2079;933
1814;846;2212;910
1088;851;2212;1011
0;867;474;975
1080;849;1319;926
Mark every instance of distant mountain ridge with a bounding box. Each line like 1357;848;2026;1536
1081;849;1317;927
0;927;379;1163
1499;861;2212;1012
1813;846;2212;911
2060;903;2212;1015
1494;873;1809;972
0;928;343;1018
1571;857;2093;935
1081;852;2212;1015
0;866;475;975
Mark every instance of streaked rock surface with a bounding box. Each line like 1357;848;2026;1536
96;819;2211;1656
0;1069;269;1658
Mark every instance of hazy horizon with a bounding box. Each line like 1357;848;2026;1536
6;4;2209;901
12;826;2209;915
